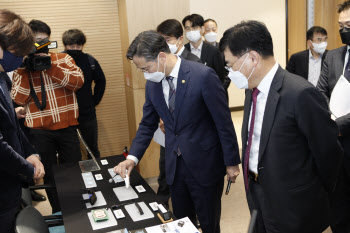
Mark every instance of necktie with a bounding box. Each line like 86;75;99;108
166;76;176;116
344;49;350;81
244;88;260;191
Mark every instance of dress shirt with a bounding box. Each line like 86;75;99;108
308;49;323;86
190;40;203;58
343;45;350;74
247;62;279;174
127;56;182;165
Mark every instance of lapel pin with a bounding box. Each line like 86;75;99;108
182;80;185;83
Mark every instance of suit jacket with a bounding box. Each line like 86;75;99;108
286;49;328;80
0;73;36;210
129;59;240;187
185;42;226;84
317;45;350;179
242;66;342;232
180;47;202;63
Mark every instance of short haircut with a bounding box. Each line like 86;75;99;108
338;0;350;13
0;10;34;56
157;19;183;39
182;14;204;27
219;20;274;58
306;26;327;41
126;30;170;61
62;29;87;46
204;18;217;26
28;19;51;36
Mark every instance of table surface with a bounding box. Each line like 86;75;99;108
53;155;169;233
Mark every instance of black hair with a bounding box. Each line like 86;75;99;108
126;30;170;61
62;29;87;46
157;19;183;38
338;0;350;13
28;19;51;36
219;20;274;58
306;26;327;41
182;14;204;27
204;18;217;26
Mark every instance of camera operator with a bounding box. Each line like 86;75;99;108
62;29;106;159
11;19;84;213
0;10;45;233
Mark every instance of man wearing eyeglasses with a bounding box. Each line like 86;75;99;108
220;20;342;233
113;30;240;233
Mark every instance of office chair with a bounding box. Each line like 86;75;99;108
20;187;65;233
15;205;64;233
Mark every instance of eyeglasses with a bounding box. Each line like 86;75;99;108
135;60;157;73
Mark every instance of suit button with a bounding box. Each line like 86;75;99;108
176;134;179;137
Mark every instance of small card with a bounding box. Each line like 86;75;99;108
135;185;146;193
149;202;158;211
95;174;103;180
101;159;108;165
113;209;125;219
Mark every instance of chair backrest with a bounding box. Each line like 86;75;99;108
15;206;50;233
21;188;32;208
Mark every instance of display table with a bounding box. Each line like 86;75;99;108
53;155;170;233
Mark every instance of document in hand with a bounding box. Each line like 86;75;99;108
329;75;350;118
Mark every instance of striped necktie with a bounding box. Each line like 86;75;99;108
166;76;176;116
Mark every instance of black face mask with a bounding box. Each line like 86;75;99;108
67;50;83;61
340;27;350;45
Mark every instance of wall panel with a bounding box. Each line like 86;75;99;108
2;0;129;158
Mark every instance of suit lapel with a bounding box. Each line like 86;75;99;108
304;50;309;79
200;42;208;64
242;90;252;161
0;89;16;126
336;46;347;78
258;66;284;163
173;59;190;125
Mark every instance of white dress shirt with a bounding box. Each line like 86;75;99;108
308;50;323;86
247;62;279;174
127;56;182;165
190;40;203;59
343;45;350;74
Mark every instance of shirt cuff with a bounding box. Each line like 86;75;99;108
126;155;139;165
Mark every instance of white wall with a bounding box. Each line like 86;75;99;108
190;0;286;108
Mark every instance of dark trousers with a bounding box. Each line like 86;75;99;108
30;126;82;213
157;146;170;205
330;166;350;233
246;179;281;233
170;156;224;233
0;204;19;233
78;117;100;159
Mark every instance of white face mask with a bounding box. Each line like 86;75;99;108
227;54;255;89
167;38;179;54
143;55;166;83
311;42;327;54
186;30;202;43
204;32;217;43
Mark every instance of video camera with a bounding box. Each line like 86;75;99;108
24;38;52;71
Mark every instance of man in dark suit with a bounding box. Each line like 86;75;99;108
156;19;202;206
0;10;45;233
114;30;240;233
220;20;342;233
182;14;230;97
203;18;219;48
286;26;328;86
316;1;350;232
157;19;201;63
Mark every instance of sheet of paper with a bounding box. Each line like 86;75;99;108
153;127;165;147
330;75;350;118
82;191;107;209
87;208;117;230
145;217;199;233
